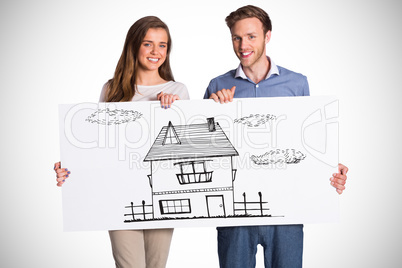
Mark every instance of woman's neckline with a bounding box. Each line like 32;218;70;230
137;81;173;87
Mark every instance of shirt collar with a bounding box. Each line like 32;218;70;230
235;56;279;81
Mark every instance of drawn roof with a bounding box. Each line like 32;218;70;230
144;121;238;162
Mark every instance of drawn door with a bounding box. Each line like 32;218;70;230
206;195;226;217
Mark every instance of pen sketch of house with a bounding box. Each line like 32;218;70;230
140;117;240;220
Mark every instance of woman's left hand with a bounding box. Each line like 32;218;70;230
157;91;180;109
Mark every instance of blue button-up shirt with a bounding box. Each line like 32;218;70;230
204;57;310;99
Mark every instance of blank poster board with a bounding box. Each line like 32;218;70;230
59;96;339;231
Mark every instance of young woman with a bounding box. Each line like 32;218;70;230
54;16;189;268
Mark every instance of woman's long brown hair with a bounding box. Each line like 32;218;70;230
105;16;174;102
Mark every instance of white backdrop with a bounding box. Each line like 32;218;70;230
1;0;401;267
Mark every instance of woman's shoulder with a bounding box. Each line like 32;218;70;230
164;81;189;100
99;82;110;102
161;81;185;91
169;81;186;89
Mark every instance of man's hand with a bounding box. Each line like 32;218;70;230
331;163;348;194
209;86;236;104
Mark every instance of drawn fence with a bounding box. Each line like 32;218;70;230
124;201;153;221
125;191;270;222
234;192;270;216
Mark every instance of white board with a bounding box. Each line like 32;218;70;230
59;96;339;231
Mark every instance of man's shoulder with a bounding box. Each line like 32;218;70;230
204;69;237;98
209;69;237;83
277;65;307;80
274;65;310;96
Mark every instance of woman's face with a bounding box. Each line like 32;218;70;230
137;28;168;72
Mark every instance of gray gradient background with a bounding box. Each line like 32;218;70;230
1;0;401;267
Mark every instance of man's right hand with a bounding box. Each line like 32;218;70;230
209;86;236;104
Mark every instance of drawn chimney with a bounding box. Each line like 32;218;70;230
207;117;216;132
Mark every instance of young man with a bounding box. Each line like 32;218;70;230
203;5;348;268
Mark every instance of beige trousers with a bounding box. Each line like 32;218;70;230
109;229;174;268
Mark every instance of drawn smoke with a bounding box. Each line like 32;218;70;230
86;108;142;125
251;149;306;165
234;114;276;127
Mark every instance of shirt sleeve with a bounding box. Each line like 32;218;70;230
99;83;108;102
181;84;190;100
303;76;310;96
173;82;190;100
203;79;215;99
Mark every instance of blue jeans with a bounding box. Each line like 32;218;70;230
217;225;304;268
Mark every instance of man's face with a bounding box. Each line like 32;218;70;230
230;17;271;69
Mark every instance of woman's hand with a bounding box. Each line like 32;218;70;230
54;161;70;187
157;91;180;109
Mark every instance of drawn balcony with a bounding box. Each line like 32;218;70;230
176;171;213;185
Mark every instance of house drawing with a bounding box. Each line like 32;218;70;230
141;117;239;220
123;117;274;223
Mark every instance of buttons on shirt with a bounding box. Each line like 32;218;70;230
256;84;259;88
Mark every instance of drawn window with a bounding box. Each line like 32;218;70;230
162;121;181;145
159;199;191;214
174;160;213;184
